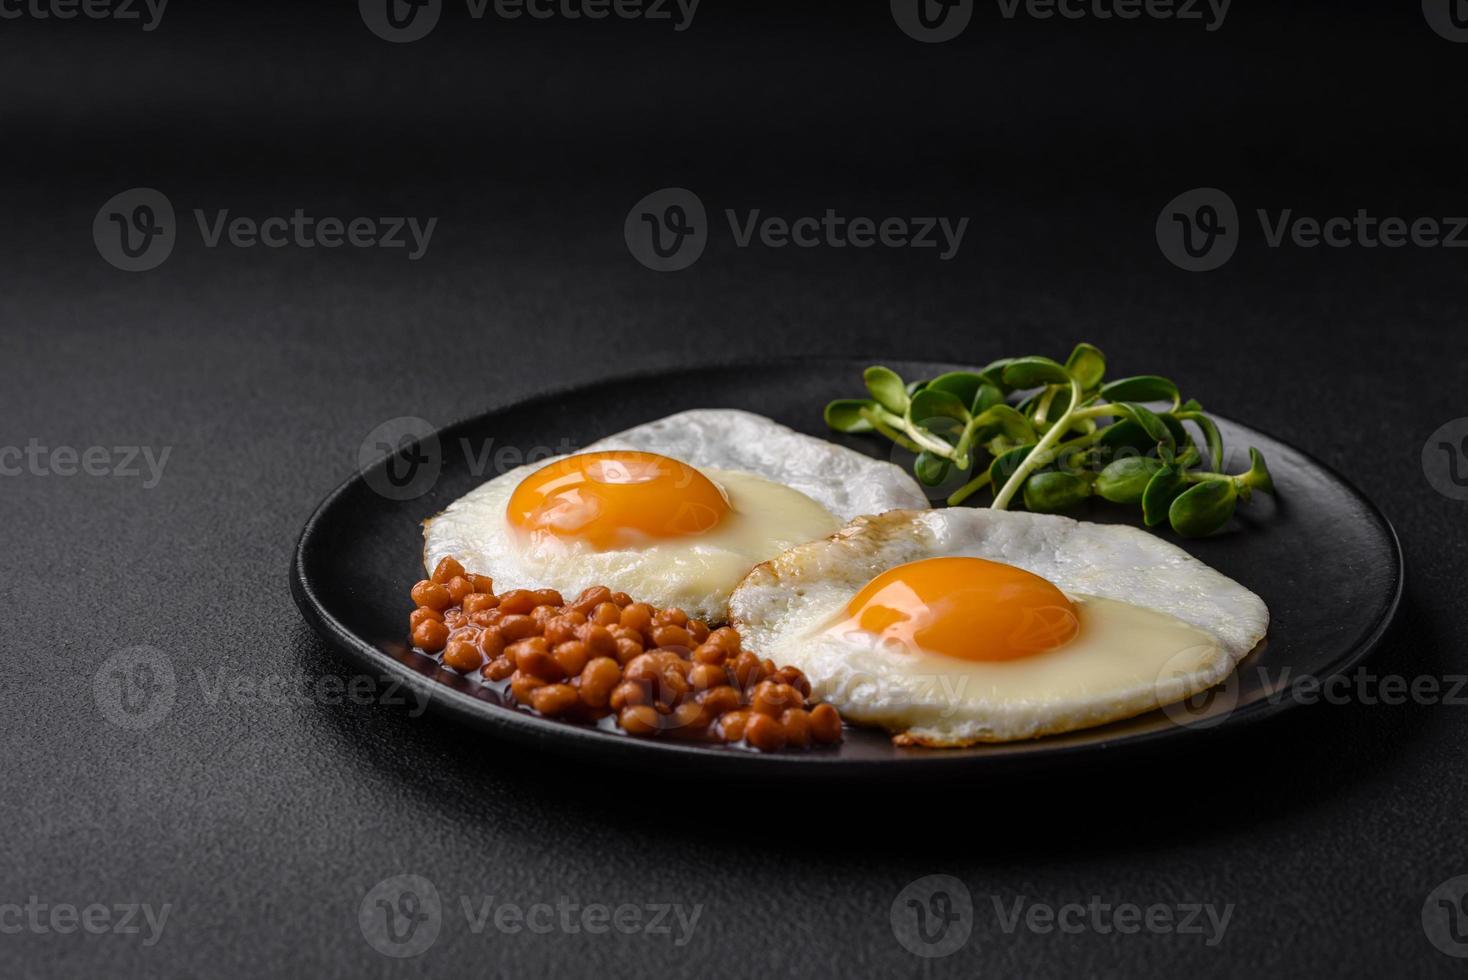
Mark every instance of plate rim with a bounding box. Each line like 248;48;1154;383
289;357;1405;776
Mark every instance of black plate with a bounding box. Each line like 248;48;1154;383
291;359;1403;776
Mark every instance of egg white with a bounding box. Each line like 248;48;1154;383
729;508;1270;745
423;410;928;624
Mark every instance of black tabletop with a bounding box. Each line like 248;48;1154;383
3;1;1466;976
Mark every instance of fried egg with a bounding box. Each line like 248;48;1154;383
422;409;929;623
729;508;1269;745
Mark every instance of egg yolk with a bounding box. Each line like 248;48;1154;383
833;556;1080;662
506;451;730;550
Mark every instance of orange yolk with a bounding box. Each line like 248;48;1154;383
833;556;1080;662
506;451;729;551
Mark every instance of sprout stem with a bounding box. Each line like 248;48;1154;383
992;377;1084;511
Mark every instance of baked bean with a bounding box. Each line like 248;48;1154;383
730;651;762;690
751;681;803;717
719;710;750;742
553;640;591;677
708;627;741;655
530;683;579;717
618;705;661;736
666;700;708;735
744;712;787;752
445;575;474;603
609;681;650;711
469;608;502;628
619;603;654;635
509;671;545;703
509;638;566;681
578;657;621;709
498;589;537;615
532;588;564;608
411;618;449;653
650;624;693;651
699;685;741;718
692;642;727;666
443;638;483;672
409;606;443;631
463;592;498;615
479;629;506;660
575;623;617;657
569;585;613;615
614;637;644;665
431;556;465;584
410;580;453;611
810;703;842;744
688;662;727;693
780;707;811;748
482;656;515;681
498;614;540;642
407;576;842;749
655;607;689;628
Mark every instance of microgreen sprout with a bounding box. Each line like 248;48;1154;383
825;344;1276;537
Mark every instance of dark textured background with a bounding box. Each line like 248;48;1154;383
2;1;1465;976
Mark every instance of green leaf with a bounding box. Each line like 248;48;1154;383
1239;447;1275;495
909;387;970;426
1001;356;1072;389
1100;375;1180;406
926;371;985;411
1178;398;1203;413
972;383;1005;415
977;358;1015;391
1177;410;1224;473
1116;403;1176;453
973;404;1036;444
824;399;876;433
1095;456;1165;504
1169;479;1238;537
988;443;1036;489
1064;343;1107;391
864;366;909;414
1097;419;1157;454
914;451;951;487
1023;471;1093;513
1142;464;1188;527
905;379;928;396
